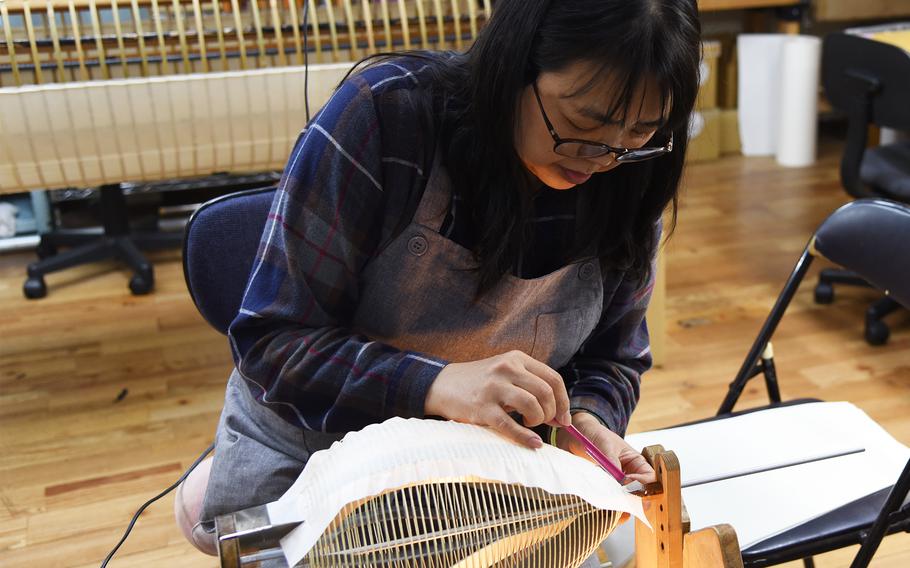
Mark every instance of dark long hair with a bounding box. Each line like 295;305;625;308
353;0;701;297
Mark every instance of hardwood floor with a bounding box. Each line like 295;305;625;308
1;140;908;567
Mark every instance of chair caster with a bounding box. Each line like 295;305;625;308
864;319;890;346
814;282;834;304
36;241;58;260
23;276;47;299
129;272;154;295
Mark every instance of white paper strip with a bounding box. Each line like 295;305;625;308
627;402;910;549
268;417;647;566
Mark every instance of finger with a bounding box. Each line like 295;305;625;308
485;406;543;449
508;372;558;425
618;448;655;474
519;354;571;425
499;384;547;427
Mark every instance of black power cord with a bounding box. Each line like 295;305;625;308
303;0;310;123
99;442;215;568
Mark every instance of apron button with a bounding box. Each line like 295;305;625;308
407;234;429;256
578;262;596;281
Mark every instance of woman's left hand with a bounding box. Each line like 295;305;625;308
554;411;656;485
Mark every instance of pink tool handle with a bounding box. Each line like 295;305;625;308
563;424;627;483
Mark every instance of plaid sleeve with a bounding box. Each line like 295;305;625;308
560;223;661;437
228;69;446;433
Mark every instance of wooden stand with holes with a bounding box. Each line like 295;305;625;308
634;445;744;568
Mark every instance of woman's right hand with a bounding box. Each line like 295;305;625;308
424;350;572;449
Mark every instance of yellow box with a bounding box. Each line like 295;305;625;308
687;108;721;163
719;109;741;155
696;40;722;111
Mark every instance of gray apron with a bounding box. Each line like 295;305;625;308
200;157;605;523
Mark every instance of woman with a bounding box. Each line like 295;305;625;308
178;0;701;554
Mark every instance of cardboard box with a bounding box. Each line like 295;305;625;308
696;40;722;110
687;108;721;163
720;108;741;155
814;0;910;22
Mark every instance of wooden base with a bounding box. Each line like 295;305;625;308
635;446;743;568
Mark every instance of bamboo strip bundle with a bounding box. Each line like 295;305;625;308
0;0;491;86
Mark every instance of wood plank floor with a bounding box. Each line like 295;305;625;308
1;140;908;567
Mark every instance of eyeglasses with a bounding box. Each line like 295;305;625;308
532;82;673;162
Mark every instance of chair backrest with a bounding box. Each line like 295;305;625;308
821;33;910;198
823;33;910;132
183;186;277;334
814;198;910;308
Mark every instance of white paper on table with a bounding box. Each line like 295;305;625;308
627;402;910;549
268;417;647;567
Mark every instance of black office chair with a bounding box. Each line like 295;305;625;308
713;198;910;567
183;190;910;568
183;185;276;335
814;32;910;345
23;173;279;299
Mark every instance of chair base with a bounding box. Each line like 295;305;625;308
23;184;181;299
814;268;904;346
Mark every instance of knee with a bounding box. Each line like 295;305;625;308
174;456;217;556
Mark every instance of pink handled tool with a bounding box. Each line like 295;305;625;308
563;424;627;483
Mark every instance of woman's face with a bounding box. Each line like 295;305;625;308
515;60;666;191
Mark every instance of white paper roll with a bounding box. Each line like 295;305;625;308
737;34;788;156
776;36;822;167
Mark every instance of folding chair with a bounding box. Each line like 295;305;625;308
628;198;910;568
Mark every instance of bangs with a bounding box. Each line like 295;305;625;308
563;55;690;133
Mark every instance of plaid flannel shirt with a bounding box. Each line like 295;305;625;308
228;58;655;437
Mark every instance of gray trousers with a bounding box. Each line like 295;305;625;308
199;370;344;527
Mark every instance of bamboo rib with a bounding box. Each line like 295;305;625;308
306;0;321;63
37;7;48;39
0;1;21;86
170;0;191;73
360;0;374;53
190;0;209;72
129;0;150;76
87;0;109;78
22;2;45;84
432;0;444;49
111;0;132;77
414;0;428;49
287;0;302;66
396;0;410;50
0;106;26;188
208;0;226;70
262;72;274;170
150;0;170;74
466;0;476;42
340;0;357;60
123;82;147;179
229;0;247;69
322;0;339;62
411;484;429;565
379;0;392;51
66;0;89;80
46;5;66;83
450;0;461;50
18;100;48;187
268;0;286;67
100;82;128;180
248;0;266;67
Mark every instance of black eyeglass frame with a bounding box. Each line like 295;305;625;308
531;82;674;162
